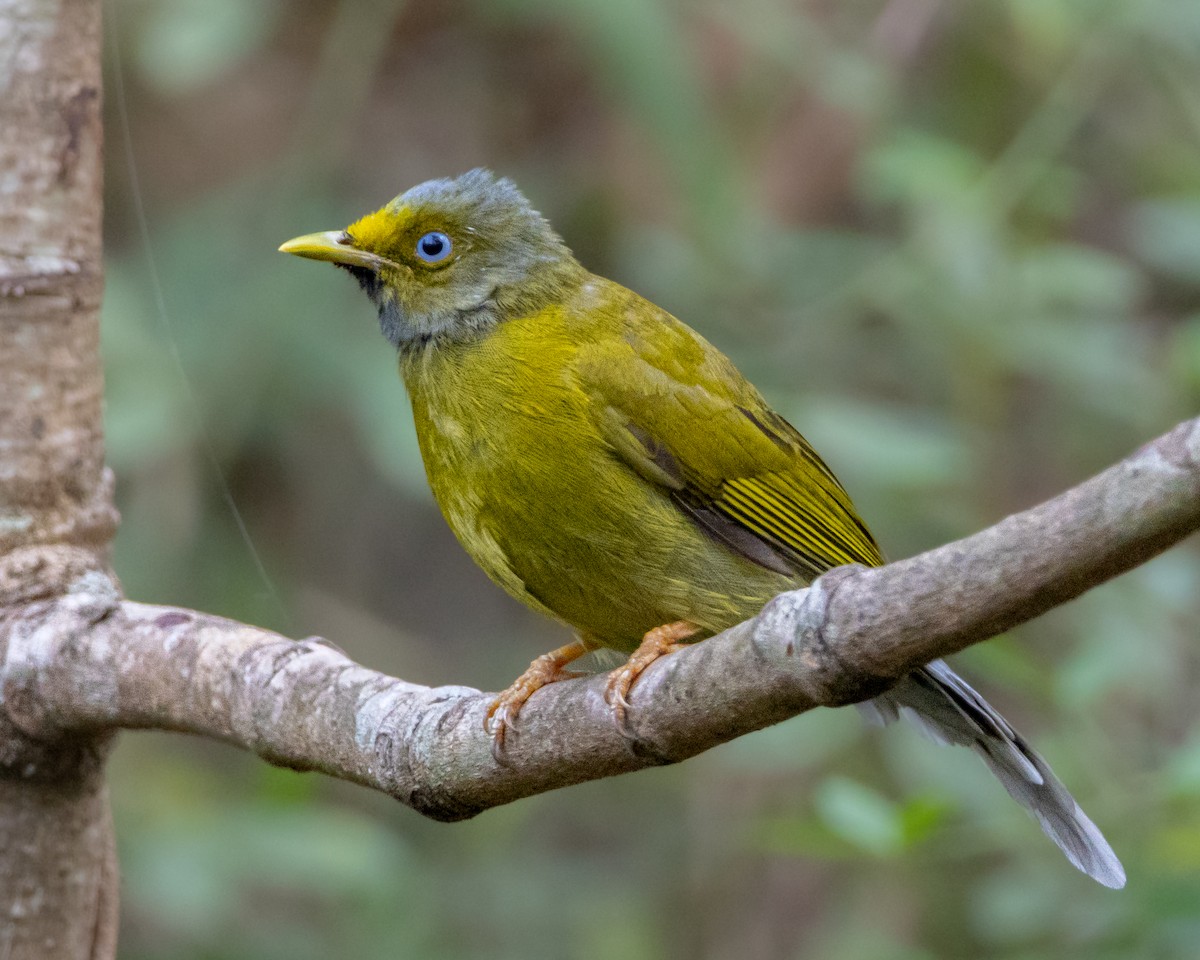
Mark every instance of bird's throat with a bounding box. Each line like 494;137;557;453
381;295;501;354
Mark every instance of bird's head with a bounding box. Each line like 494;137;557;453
280;169;582;348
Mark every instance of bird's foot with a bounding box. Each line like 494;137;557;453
604;621;700;738
486;638;593;762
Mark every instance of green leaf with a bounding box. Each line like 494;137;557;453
813;775;905;857
134;0;281;94
1130;196;1200;284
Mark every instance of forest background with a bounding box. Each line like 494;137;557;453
100;0;1200;957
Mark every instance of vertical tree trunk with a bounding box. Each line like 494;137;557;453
0;0;119;956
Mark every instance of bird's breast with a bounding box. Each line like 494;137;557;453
398;308;792;648
399;317;605;620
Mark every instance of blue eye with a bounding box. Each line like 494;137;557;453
415;231;452;264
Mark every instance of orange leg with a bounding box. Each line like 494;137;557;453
604;621;700;736
486;637;596;759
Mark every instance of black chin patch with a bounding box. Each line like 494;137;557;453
340;263;382;302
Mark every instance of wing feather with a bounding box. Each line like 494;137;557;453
574;286;883;580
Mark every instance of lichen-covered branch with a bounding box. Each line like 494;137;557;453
4;416;1196;823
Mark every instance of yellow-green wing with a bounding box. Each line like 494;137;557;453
574;285;883;580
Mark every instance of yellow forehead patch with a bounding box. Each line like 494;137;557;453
345;203;414;254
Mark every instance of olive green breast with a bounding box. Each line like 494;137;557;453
399;283;796;652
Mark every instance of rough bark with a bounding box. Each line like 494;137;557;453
0;0;120;956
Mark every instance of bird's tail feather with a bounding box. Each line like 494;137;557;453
859;660;1125;889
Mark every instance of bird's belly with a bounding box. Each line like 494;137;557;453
428;420;794;653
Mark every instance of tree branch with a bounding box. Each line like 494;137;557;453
5;416;1197;822
0;1;118;955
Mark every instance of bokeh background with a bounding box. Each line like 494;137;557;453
100;0;1200;957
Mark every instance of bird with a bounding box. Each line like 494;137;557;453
280;168;1125;888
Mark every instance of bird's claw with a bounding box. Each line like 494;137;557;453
602;621;699;741
485;694;528;764
602;670;637;739
485;638;596;762
486;702;512;764
483;700;522;736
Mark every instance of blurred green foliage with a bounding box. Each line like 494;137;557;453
100;0;1200;957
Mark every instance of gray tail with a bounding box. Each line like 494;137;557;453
859;660;1125;889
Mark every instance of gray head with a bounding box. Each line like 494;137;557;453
280;169;583;348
